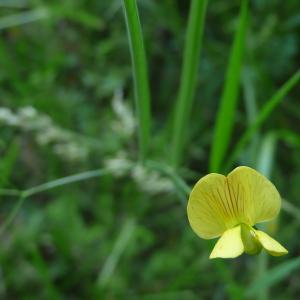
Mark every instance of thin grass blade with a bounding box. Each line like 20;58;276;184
255;132;277;300
209;0;249;172
0;168;112;234
122;0;151;162
0;8;48;30
241;66;260;165
97;218;136;287
224;69;300;172
256;132;277;176
170;0;207;168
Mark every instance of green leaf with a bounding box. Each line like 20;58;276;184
0;8;49;30
97;218;136;287
256;132;277;177
255;132;277;300
224;69;300;172
170;0;207;168
122;0;152;162
209;0;248;172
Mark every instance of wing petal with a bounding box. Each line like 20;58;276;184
255;230;288;256
210;226;244;259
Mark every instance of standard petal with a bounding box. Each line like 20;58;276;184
227;166;281;225
209;226;244;259
255;230;288;256
187;173;239;239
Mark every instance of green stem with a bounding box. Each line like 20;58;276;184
122;0;152;162
257;252;269;300
0;168;111;234
22;168;110;198
255;133;277;300
170;0;207;168
0;195;26;235
146;160;191;201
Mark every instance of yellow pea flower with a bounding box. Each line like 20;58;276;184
187;166;288;259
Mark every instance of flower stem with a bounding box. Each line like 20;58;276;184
257;251;269;300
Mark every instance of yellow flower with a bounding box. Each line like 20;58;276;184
187;166;288;259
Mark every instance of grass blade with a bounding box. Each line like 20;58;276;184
0;168;112;234
97;218;136;287
224;69;300;172
256;132;277;176
22;168;111;198
255;132;277;300
209;0;248;172
122;0;151;162
246;257;300;298
170;0;207;168
0;8;48;30
241;66;260;165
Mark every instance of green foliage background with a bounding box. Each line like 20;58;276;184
0;0;300;299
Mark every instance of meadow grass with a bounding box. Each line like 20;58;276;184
0;1;299;299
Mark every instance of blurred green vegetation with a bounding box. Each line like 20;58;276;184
0;0;300;299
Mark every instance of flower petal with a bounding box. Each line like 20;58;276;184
209;226;244;259
227;166;281;225
187;173;239;239
255;230;288;256
240;223;262;255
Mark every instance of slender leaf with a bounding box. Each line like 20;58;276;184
241;66;260;165
0;8;48;30
0;168;111;234
256;132;277;177
97;218;136;287
255;132;277;300
122;0;151;162
224;69;300;172
243;66;258;126
209;0;248;172
22;168;111;198
170;0;207;168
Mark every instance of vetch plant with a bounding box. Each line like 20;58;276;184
187;166;288;259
